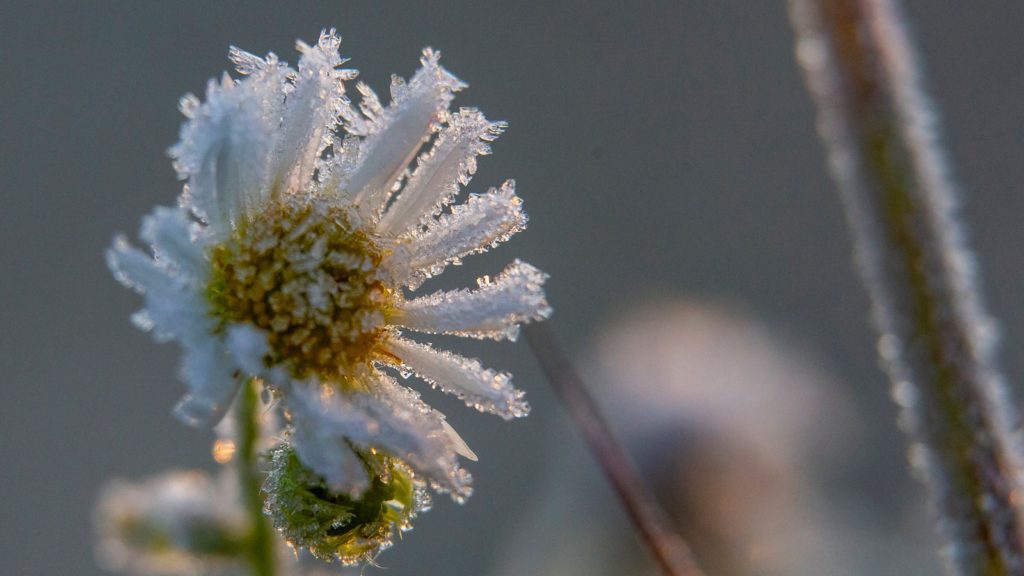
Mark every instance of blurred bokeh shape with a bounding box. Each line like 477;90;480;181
491;297;923;576
95;470;249;576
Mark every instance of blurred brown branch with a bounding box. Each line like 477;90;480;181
525;323;708;576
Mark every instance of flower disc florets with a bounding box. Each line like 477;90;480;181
208;198;392;382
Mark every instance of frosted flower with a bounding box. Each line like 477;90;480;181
107;30;550;502
95;470;248;575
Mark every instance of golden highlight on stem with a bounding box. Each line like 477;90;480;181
788;0;1024;573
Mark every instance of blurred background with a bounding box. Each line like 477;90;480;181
4;1;1024;574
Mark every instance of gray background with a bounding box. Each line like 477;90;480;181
3;1;1024;574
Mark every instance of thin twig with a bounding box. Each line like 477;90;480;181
524;323;708;576
787;0;1024;573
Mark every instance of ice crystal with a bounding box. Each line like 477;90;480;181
107;28;550;557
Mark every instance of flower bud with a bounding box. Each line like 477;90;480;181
263;443;429;565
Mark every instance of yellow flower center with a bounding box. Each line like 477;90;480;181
206;198;393;382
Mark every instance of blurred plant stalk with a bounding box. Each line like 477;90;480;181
525;324;708;576
788;0;1024;573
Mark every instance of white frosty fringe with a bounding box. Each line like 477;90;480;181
290;398;373;496
343;49;465;222
140;207;208;282
107;236;176;296
108;237;243;426
340;81;383;137
174;334;242;427
371;371;478;464
107;237;210;342
385;181;528;288
381;336;530;420
274;30;356;196
168;72;278;238
377;108;506;235
287;376;473;499
393;259;551;341
225;324;271;376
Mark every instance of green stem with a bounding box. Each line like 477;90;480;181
788;0;1024;573
237;379;276;576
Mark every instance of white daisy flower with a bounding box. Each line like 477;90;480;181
107;30;550;501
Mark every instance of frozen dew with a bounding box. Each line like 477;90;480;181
390;259;552;341
382;336;531;419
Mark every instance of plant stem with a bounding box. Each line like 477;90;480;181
237;379;276;576
787;0;1024;573
524;323;708;576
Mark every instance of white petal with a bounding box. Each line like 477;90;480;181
109;234;239;426
381;336;530;420
168;61;285;237
344;49;465;222
377;109;506;236
106;236;173;295
440;419;478;462
290;404;371;496
274;30;356;195
143;290;213;345
139;207;208;282
391;260;551;341
367;372;474;498
225;324;270;376
287;373;473;500
384;181;527;288
173;335;243;427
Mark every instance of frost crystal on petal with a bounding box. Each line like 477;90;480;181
287;378;473;500
139;207;208;282
381;336;530;420
386;180;528;288
392;259;551;341
168;72;281;237
378;108;506;235
274;29;357;195
341;49;465;222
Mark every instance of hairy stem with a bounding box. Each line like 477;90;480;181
787;0;1024;573
238;379;276;576
525;323;708;576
